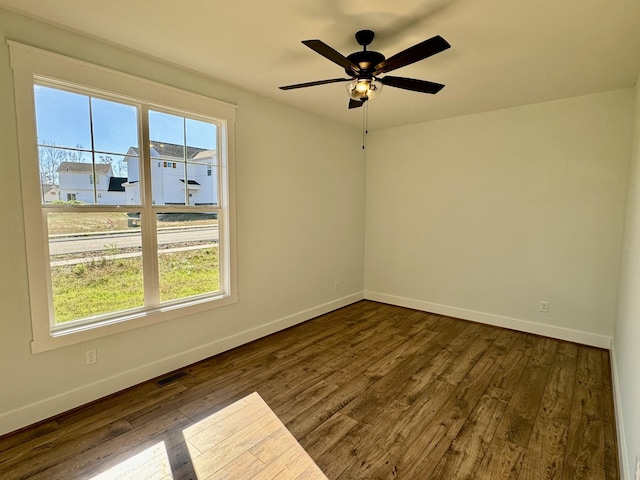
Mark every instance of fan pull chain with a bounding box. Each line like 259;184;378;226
362;101;369;150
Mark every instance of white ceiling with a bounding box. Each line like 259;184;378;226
2;0;640;130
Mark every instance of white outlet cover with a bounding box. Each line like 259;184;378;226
85;348;97;365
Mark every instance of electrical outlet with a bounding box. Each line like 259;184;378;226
335;281;340;291
85;348;97;365
539;301;549;313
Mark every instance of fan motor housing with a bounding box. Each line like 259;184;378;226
345;51;385;77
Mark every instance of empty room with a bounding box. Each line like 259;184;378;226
0;1;639;479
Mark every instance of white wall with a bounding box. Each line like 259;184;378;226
0;9;365;435
613;75;640;480
365;91;633;346
1;6;637;454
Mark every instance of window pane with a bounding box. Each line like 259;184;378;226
45;148;94;204
123;152;141;206
91;97;139;155
48;212;144;324
35;86;141;207
156;212;220;302
149;110;184;147
187;117;218;206
187;157;218;205
148;111;218;206
150;154;187;206
34;85;91;149
95;154;131;206
186;118;216;151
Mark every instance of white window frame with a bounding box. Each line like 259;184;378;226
9;41;238;353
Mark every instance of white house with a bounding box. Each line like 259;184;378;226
124;141;218;206
56;162;127;204
41;184;60;203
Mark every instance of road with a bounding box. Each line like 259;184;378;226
49;226;218;255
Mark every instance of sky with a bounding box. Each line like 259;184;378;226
34;84;218;160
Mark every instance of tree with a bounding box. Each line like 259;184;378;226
99;154;127;177
38;143;85;185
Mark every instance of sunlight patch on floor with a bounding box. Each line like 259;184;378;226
87;392;326;479
90;441;172;480
182;392;328;479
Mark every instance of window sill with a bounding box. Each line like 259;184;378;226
31;293;238;354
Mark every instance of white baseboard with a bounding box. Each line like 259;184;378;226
365;291;612;349
0;292;364;437
609;341;630;480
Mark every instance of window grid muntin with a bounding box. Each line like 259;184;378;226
36;82;225;330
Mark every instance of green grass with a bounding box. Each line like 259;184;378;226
48;212;132;235
48;212;217;235
159;248;220;302
52;247;219;323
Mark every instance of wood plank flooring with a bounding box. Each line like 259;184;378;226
0;300;619;479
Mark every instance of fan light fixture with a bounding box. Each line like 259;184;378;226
280;29;450;149
279;29;450;110
346;78;382;102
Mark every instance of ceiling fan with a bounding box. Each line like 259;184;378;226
279;29;451;109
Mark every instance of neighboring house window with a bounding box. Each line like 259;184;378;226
10;42;237;353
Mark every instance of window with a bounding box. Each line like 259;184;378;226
10;42;237;353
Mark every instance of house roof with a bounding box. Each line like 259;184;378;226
193;150;216;160
108;177;127;192
57;162;112;174
151;142;204;159
41;184;58;194
128;142;215;161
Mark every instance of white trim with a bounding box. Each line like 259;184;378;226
31;293;239;354
8;40;238;353
7;40;236;114
365;291;612;349
0;292;364;436
610;340;630;480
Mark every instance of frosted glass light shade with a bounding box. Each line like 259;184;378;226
346;79;383;101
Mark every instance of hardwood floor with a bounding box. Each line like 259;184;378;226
0;301;619;479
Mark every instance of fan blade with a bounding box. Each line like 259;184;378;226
279;78;351;90
379;76;445;94
302;39;361;74
372;35;450;75
348;99;364;109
